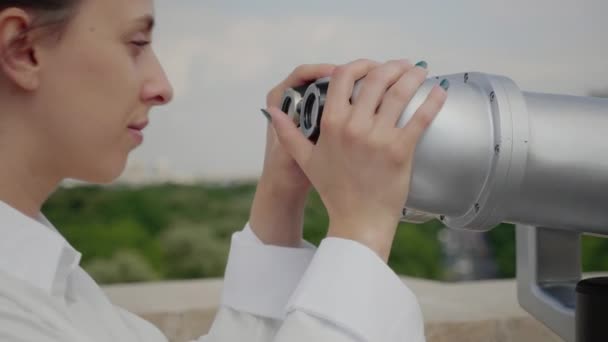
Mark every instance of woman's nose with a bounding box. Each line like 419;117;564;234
143;74;174;106
147;81;173;106
143;56;174;106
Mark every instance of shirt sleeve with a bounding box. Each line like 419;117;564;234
278;238;426;342
199;226;425;342
218;222;317;320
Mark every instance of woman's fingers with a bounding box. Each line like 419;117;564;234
283;63;337;87
266;57;447;175
373;65;429;132
349;59;413;128
399;84;448;152
266;64;336;107
266;57;451;262
322;59;380;126
267;106;314;171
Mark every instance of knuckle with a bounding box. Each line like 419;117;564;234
387;143;406;165
400;58;413;68
388;79;414;102
293;64;309;75
351;58;379;73
365;68;388;85
414;108;436;130
368;134;387;151
266;89;280;106
353;58;375;66
412;66;429;84
334;59;379;82
332;65;350;79
387;59;412;72
344;121;366;142
390;68;427;100
369;62;401;84
321;114;339;132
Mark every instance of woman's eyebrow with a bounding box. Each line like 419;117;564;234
132;14;155;32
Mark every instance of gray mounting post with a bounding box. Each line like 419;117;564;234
516;224;581;342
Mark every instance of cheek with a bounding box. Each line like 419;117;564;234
75;46;140;114
38;42;142;179
50;40;140;131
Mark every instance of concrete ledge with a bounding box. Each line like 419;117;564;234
103;277;563;342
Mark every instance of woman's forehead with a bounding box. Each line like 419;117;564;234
75;0;155;28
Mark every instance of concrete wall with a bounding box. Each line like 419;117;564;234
103;277;563;342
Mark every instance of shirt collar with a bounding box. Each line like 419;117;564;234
0;200;81;298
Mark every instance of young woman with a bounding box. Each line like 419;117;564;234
0;1;448;341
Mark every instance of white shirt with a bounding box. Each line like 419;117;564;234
0;200;425;342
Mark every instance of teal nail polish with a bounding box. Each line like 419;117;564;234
415;60;428;69
440;79;450;91
260;108;272;122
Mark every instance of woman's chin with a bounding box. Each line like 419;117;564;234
70;162;127;185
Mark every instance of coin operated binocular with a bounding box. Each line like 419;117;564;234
280;72;608;342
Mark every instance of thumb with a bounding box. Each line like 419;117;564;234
265;106;313;169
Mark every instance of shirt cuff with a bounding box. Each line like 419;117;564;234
220;222;317;320
238;222;317;250
285;237;425;342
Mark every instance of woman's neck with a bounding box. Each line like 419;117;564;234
0;163;60;219
0;127;61;219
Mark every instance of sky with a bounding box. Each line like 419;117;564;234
126;0;608;182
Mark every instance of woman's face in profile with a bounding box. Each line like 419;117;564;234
33;0;173;184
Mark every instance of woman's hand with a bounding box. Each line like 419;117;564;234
249;64;336;247
267;59;448;261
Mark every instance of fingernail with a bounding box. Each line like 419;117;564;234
440;79;450;91
260;108;272;122
415;60;428;69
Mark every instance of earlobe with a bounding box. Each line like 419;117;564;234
0;8;40;91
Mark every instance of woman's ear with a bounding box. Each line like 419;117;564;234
0;8;40;91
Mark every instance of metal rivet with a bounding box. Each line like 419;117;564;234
464;73;469;83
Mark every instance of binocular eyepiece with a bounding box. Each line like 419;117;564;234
280;77;332;144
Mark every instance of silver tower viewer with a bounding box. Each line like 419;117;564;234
281;72;608;342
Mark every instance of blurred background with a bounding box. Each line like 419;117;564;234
46;0;608;284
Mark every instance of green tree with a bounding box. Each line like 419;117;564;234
161;223;229;279
86;250;159;284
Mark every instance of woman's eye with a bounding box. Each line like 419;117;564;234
131;41;150;48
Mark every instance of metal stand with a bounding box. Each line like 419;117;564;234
516;224;580;342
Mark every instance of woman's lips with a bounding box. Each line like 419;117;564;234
128;128;144;145
128;120;149;131
128;120;148;145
